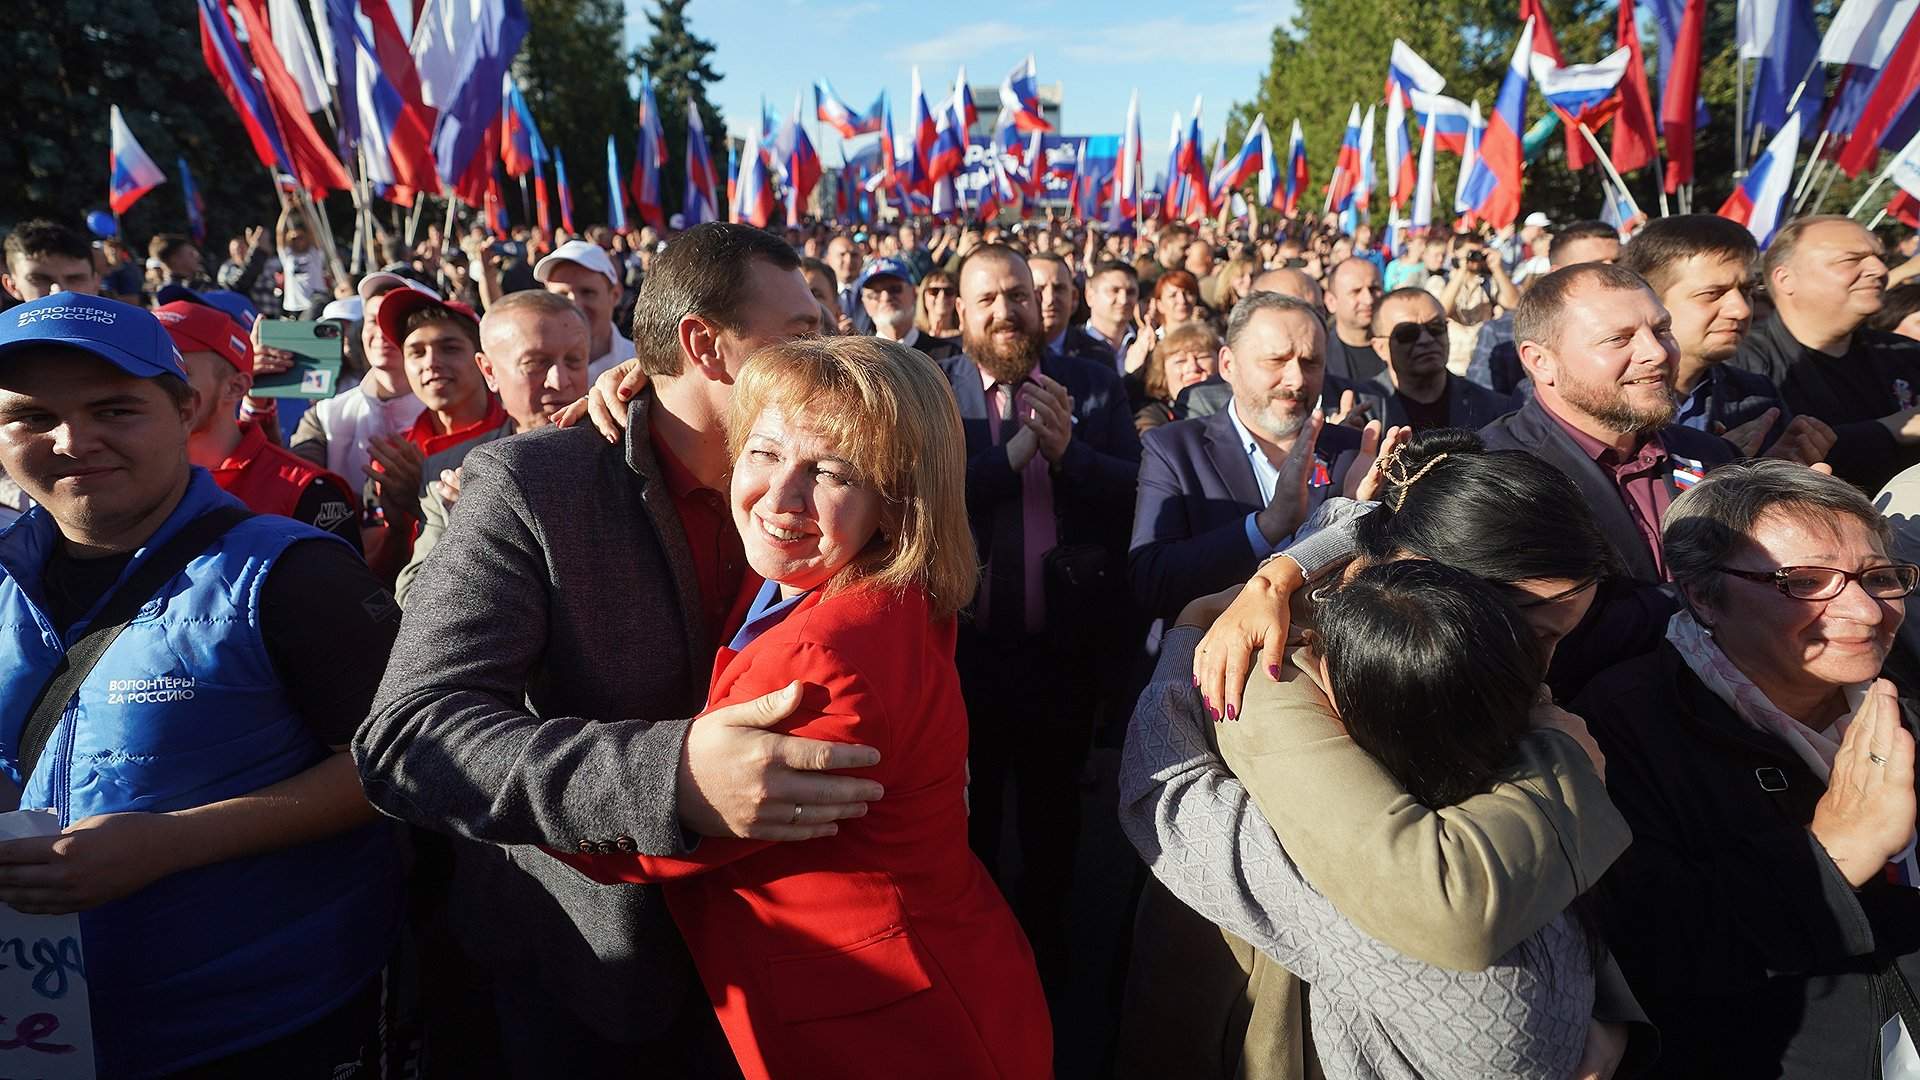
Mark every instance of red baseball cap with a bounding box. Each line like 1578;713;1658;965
375;289;480;350
153;301;251;373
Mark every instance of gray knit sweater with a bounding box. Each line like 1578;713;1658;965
1119;627;1595;1080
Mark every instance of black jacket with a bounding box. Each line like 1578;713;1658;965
1734;313;1920;491
1575;645;1920;1079
1366;370;1514;431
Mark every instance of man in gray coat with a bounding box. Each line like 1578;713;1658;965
354;224;879;1076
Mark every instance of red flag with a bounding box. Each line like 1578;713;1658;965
1836;20;1920;178
231;0;350;194
1612;0;1659;174
1519;0;1592;170
361;0;422;107
1661;0;1705;193
1890;190;1920;227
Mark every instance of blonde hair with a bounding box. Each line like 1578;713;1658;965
1146;320;1221;402
727;337;978;618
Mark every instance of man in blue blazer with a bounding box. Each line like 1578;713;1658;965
933;244;1140;996
1131;293;1362;623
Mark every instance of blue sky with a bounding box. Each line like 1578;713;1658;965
622;0;1295;166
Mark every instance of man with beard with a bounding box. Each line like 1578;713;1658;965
1732;215;1920;490
1365;288;1513;432
156;301;360;549
1130;292;1362;621
858;256;960;359
931;243;1140;1001
1468;220;1621;396
1481;262;1736;583
395;290;592;604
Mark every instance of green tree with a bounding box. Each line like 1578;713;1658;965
4;0;283;251
633;0;728;220
519;0;637;227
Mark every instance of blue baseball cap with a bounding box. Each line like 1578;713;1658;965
0;293;190;380
854;256;914;292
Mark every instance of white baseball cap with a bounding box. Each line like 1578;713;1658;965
1523;212;1552;228
319;296;364;323
356;266;442;302
534;239;620;290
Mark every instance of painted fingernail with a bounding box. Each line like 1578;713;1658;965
1268;664;1282;680
1225;704;1238;721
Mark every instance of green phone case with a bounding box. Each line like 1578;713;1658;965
252;321;346;399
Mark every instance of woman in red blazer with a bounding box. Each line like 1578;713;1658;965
555;336;1051;1080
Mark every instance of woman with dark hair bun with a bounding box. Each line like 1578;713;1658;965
1118;429;1654;1080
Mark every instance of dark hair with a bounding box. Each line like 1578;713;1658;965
401;304;481;352
1316;560;1541;807
154;372;195;410
148;233;194;263
1513;262;1656;353
1617;214;1758;295
630;222;802;376
1086;260;1138;286
1027;251;1070;275
1547;220;1619;266
1871;282;1920;335
1369;286;1443;336
798;256;834;283
1355;428;1619;587
4;220;90;267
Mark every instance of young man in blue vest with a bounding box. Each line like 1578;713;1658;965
0;292;403;1077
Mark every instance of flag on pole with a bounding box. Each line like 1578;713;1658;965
178;157;206;243
1412;100;1439;231
1211;115;1270;204
1519;0;1596;169
606;135;627;231
631;68;667;229
429;0;528;204
228;0;352;193
1178;97;1209;201
309;0;358;156
1836;18;1920;176
1283;119;1309;215
1159;112;1183;220
1117;89;1143;218
353;24;435;197
1740;0;1823;133
1453;101;1487;214
684;96;721;226
1385;41;1442;210
1000;55;1053;132
1661;0;1706;192
928;77;969;181
267;0;329;113
1388;40;1448;97
908;67;937;193
779;94;822;226
815;79;881;138
1531;47;1630;131
1355;105;1377;219
1460;17;1536;229
410;0;466;108
1326;104;1363;211
108;106;165;215
555;148;575;233
1718;111;1802;244
1613;0;1661;174
1409;91;1475;154
502;75;538;177
733;113;777;228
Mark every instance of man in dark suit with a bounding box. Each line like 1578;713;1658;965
1467;220;1621;396
934;243;1140;997
1365;288;1514;432
1131;293;1362;623
355;224;883;1077
1480;262;1737;584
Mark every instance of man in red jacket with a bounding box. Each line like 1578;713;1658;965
156;300;361;551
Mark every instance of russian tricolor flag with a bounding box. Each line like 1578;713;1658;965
354;24;435;199
684;94;721;226
1719;112;1802;245
605;135;627;232
108;105;165;215
1460;17;1535;230
1117;89;1143;218
927;69;970;182
1354;105;1377;216
908;67;937;192
1326;103;1363;211
1531;47;1630;131
555;148;575;233
1410;91;1475;155
733;113;777;228
631;68;668;229
1282;118;1309;215
1000;55;1053;133
1211;114;1269;205
815;79;881;139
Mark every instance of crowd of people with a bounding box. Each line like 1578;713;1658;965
2;196;1920;1079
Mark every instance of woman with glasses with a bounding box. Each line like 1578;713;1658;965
1573;458;1920;1079
914;268;961;339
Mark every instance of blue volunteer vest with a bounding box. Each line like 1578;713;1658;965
0;469;401;1077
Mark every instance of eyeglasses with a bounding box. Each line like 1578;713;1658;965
922;287;953;297
1384;319;1449;346
1717;563;1920;600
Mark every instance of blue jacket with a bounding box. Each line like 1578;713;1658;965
0;470;400;1077
1130;408;1360;620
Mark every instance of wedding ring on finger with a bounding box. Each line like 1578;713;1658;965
790;803;804;825
1870;751;1890;767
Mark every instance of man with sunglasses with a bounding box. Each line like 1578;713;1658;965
1366;288;1514;432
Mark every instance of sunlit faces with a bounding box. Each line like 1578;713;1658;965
361;292;406;376
541;261;617;338
958;253;1044;386
1328;259;1383;337
1161;346;1216;395
1776;219;1889;322
710;263;822;376
826;236;862;289
1658;253;1754;364
1220;306;1326;442
1084;269;1138;331
476;309;591;429
1372;291;1448;381
1532;280;1679;435
732;403;885;598
0;351;192;541
1030;259;1077;341
860;275;915;336
1552;236;1621;267
1698;511;1905;694
402;320;487;414
178;350;246;436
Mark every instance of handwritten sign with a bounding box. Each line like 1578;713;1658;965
0;811;92;1080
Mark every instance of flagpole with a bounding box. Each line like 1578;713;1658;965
1734;54;1748;174
1812;160;1842;213
1575;121;1643;219
1790;132;1832;212
1847;172;1892;219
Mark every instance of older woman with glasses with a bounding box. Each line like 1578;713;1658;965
1574;459;1920;1080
